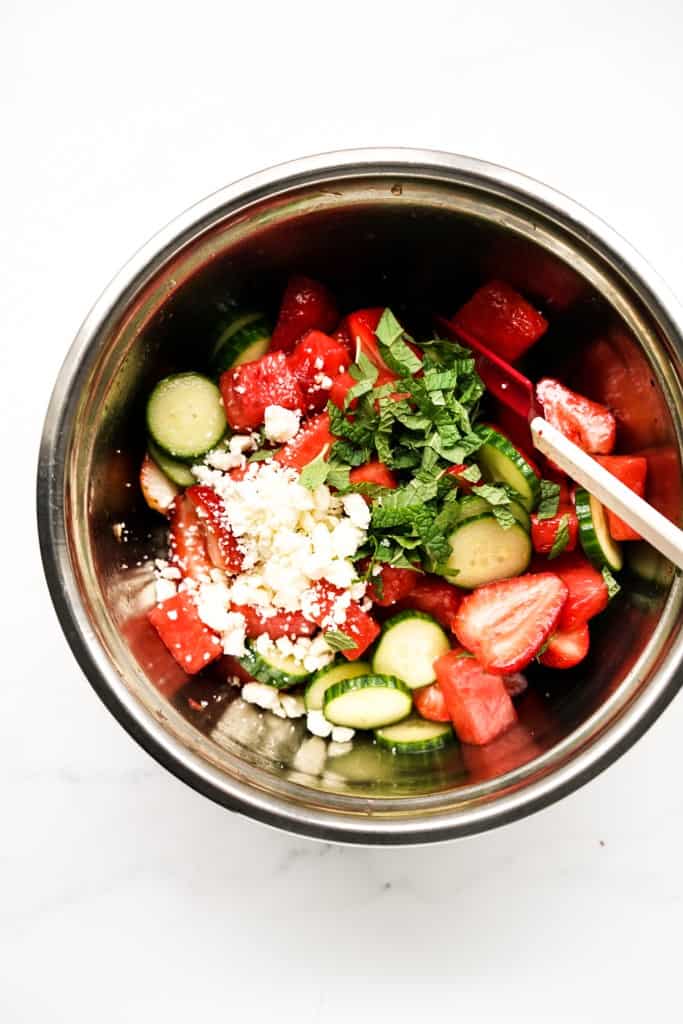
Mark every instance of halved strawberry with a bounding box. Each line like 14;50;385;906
366;565;419;606
140;454;179;515
349;460;398;489
531;505;579;556
169;494;214;581
393;575;462;629
148;592;222;674
329;371;358;410
594;455;648;541
539;624;590;669
270;275;338;353
545;552;609;630
287;330;350;413
306;581;380;660
453;280;548;362
536;378;616;454
230;604;316;641
274;411;335;471
414;682;451;723
452;573;568;673
346;307;387;368
185;486;244;574
434;650;518;745
220;351;303;431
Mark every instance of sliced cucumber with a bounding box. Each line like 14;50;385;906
371;611;450;690
575;488;623;571
147;373;227;461
148;438;196;487
208;310;263;364
304;660;371;711
374;715;454;754
238;642;311;690
323;674;412;730
443;513;531;589
459;494;530;531
476;427;540;511
210;314;271;376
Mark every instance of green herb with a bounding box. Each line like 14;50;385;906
325;464;351;491
458;464;482;483
602;565;621;599
247;448;277;463
299;452;329;490
537;479;561;520
472;482;510;506
492;505;517;530
323;630;357;652
375;308;423;376
548;514;571;559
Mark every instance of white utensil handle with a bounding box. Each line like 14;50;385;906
530;416;683;572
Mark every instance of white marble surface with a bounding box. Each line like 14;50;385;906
3;1;683;1020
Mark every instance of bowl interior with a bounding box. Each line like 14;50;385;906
53;165;683;826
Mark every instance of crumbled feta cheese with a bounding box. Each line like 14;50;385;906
220;612;247;657
292;736;327;775
327;740;354;758
330;725;355;743
242;683;281;712
229;434;257;457
306;710;333;738
264;405;301;443
280;694;306;719
155;578;177;603
342;492;371;530
195;581;233;632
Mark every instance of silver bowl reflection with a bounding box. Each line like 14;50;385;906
38;149;683;844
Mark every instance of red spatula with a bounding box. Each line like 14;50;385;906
435;314;683;571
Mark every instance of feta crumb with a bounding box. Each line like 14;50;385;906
292;736;327;775
280;694;306;719
342;492;371;530
330;725;355;743
195;581;233;631
327;740;354;758
242;683;281;712
155;578;177;603
306;710;333;738
220;612;247;657
264;405;301;443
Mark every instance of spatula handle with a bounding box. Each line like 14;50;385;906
530;416;683;571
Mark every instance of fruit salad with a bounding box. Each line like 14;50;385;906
141;275;642;755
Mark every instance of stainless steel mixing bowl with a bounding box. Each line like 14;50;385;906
38;149;683;844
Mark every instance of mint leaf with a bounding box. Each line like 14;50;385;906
459;464;482;483
299;452;329;490
325;464;351;491
323;629;356;652
548;514;571;559
247;448;277;463
602;565;621;599
472;483;510;506
537;479;561;520
492;505;517;530
375;308;423;375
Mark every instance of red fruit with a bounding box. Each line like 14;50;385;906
148;592;222;674
414;683;451;723
185;486;244;574
349;460;398;489
434;651;518;746
445;463;478;492
270;275;338;353
393;575;462;629
275;411;335;471
346;307;386;367
306;581;380;660
595;455;648;541
231;604;316;641
453;280;548;362
220;351;303;430
539;624;590;669
536;378;616;454
531;505;579;556
329;371;358;410
332;321;353;353
366;565;419;606
169;494;214;582
287;330;350;413
547;552;609;630
452;573;568;673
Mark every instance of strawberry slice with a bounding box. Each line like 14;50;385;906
329;371;358;410
393;575;462;629
230;604;316;641
287;330;350;413
148;592;222;674
366;565;419;606
594;455;648;541
414;682;451;723
536;378;616;454
169;494;214;582
531;505;579;556
349;460;398;489
453;280;548;362
275;411;335;471
220;351;304;431
185;486;244;574
539;624;590;669
434;650;518;745
346;307;388;368
270;275;338;353
543;552;609;630
306;581;380;660
452;573;568;673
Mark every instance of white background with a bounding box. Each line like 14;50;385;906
2;1;683;1020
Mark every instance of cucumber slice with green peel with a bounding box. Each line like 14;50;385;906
508;498;531;532
476;427;540;511
238;642;312;690
210;315;271;376
374;715;454;754
304;660;371;711
575;488;623;571
371;611;450;690
147;373;227;461
323;675;413;730
208;310;264;365
459;494;530;531
442;514;531;589
148;439;196;487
